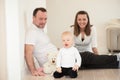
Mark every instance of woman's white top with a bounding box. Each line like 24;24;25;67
74;26;97;52
25;24;58;66
56;46;81;68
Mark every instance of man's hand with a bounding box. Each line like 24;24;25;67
31;68;45;76
56;67;62;73
72;65;79;71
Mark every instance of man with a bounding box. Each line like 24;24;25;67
25;7;58;76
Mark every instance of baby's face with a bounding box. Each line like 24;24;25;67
62;35;73;48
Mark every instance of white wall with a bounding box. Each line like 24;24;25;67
0;1;24;79
0;0;46;80
5;0;22;80
46;0;120;54
0;0;7;80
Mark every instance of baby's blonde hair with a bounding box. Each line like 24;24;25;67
61;31;74;38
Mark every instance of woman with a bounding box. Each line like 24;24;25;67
74;10;98;54
72;10;120;69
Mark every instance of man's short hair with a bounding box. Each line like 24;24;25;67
33;7;47;16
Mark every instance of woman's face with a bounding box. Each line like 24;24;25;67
77;14;88;29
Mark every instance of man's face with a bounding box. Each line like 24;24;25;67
33;10;47;29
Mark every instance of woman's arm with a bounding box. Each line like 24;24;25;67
91;27;99;54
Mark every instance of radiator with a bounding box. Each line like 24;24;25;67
106;27;120;53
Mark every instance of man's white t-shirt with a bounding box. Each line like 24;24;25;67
25;24;58;66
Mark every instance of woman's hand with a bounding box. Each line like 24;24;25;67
92;47;98;55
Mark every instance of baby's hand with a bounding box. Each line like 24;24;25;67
72;65;79;71
56;67;62;73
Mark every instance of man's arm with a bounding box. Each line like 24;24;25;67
24;44;45;76
24;44;36;75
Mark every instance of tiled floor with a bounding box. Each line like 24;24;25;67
23;69;120;80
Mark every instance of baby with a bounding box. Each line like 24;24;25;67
53;31;81;78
